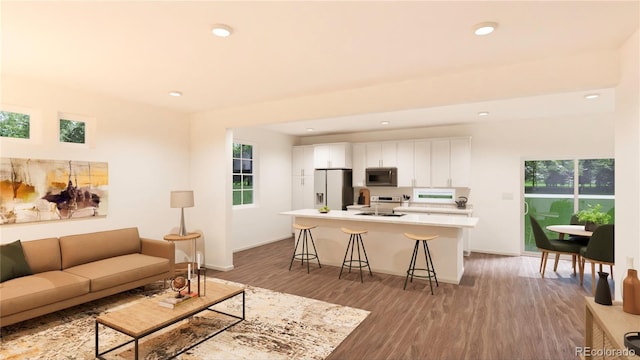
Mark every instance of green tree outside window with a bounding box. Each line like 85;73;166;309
59;119;86;144
232;143;254;205
0;111;30;139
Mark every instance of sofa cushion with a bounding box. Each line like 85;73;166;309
21;237;61;274
0;271;90;317
1;240;33;282
59;227;141;269
63;253;170;292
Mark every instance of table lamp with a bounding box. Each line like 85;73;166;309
170;190;194;236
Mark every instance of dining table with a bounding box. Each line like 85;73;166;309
546;224;593;240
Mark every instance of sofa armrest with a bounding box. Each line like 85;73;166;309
141;238;175;277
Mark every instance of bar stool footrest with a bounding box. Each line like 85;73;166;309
406;268;437;280
342;259;371;270
292;253;319;261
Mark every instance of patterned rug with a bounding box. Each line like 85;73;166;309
0;278;369;359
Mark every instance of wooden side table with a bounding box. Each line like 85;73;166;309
164;233;201;276
584;297;640;359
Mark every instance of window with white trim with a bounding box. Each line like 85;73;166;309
58;112;95;148
59;118;86;144
0;110;30;139
232;143;254;206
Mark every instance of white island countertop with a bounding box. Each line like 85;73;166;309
280;209;479;229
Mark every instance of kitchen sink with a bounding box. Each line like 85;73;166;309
355;212;406;217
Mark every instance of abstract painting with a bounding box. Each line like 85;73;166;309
0;157;108;225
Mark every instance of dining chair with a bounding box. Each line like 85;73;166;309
579;224;614;294
568;214;590;246
529;216;583;278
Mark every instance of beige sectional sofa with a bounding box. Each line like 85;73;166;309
0;227;174;327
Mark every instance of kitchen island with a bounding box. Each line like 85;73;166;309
280;209;479;284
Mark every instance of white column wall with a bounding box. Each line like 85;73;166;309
231;127;295;251
188;115;233;270
614;29;640;300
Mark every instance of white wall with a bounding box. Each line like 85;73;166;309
298;113;615;255
188;115;233;270
614;29;640;299
0;76;191;247
231;127;295;251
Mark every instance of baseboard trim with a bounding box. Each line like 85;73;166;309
233;236;291;253
205;264;235;271
470;249;520;257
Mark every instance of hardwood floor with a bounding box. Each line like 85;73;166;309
209;237;596;360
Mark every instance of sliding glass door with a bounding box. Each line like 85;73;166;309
523;159;615;253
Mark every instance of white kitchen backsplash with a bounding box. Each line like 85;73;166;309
407;202;473;211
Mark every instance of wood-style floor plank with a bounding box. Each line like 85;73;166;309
209;237;597;360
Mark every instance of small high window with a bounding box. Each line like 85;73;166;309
0;110;30;139
59;118;86;144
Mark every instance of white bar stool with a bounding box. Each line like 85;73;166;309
339;227;372;283
403;233;439;294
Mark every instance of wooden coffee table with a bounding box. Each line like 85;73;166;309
95;282;245;360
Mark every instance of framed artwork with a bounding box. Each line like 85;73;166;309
0;157;108;224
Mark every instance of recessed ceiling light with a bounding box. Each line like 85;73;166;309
212;24;233;37
169;91;182;97
306;128;314;132
381;121;390;125
473;22;498;36
477;111;489;116
584;93;600;99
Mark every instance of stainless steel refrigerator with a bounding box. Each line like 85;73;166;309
314;169;353;210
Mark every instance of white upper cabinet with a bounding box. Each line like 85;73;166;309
449;138;471;187
313;142;352;169
396;140;431;187
431;137;471;187
292;145;315;177
431;140;451;187
352;143;366;187
396;141;414;187
365;141;397;168
413;140;432;187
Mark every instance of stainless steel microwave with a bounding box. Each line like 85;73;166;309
365;167;398;187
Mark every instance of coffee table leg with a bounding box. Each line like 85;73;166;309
95;321;99;358
135;338;139;360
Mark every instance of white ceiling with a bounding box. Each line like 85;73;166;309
2;1;638;136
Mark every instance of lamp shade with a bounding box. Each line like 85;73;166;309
170;190;194;208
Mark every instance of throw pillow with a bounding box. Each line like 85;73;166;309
1;239;33;282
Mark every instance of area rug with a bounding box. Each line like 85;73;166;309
0;278;369;360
